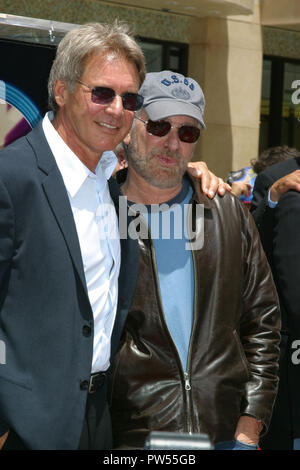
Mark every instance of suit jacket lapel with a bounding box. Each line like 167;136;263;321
26;122;88;296
108;176;139;357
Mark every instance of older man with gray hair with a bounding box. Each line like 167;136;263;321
109;71;281;450
0;21;146;451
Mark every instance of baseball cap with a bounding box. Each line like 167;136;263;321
139;70;205;129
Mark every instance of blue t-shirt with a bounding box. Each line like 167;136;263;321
141;177;195;371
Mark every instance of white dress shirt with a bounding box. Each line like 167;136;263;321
42;113;120;373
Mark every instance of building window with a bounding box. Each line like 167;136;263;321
260;56;300;152
138;38;188;75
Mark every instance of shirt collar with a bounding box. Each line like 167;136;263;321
42;112;116;198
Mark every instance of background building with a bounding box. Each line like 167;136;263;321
1;0;300;178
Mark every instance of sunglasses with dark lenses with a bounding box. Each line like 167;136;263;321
136;116;200;143
77;80;144;111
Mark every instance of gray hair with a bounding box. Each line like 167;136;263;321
48;21;146;112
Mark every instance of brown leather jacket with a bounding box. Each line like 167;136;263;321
109;178;281;449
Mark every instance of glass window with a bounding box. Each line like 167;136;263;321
139;38;188;75
281;62;300;149
169;46;181;70
139;42;163;72
259;59;271;153
260;56;300;151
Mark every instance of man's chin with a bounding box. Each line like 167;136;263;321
144;173;183;190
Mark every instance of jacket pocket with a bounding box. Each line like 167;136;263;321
232;329;251;381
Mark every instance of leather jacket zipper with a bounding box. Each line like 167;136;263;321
145;210;196;435
184;371;193;434
185;198;200;434
184;372;192;391
130;201;199;435
147;226;182;366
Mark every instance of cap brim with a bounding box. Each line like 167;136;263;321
144;100;206;129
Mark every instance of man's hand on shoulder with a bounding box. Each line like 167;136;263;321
187;161;231;199
234;415;262;445
270;169;300;203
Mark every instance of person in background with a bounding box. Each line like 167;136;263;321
251;145;300;239
251;146;300;450
109;70;280;451
228;145;299;207
227;166;256;207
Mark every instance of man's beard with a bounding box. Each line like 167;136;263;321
127;142;187;189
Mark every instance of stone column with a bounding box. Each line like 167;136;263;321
188;2;262;179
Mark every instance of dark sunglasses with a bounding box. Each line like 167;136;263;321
77;80;144;111
135;116;200;143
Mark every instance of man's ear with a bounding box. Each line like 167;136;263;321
53;80;69;108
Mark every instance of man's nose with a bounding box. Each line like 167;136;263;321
106;95;124;116
164;127;180;152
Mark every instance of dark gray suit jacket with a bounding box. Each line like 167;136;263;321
251;157;300;449
251;156;300;261
0;122;138;449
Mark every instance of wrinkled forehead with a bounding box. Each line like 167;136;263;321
84;50;141;84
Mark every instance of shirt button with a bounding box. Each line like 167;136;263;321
82;325;92;337
80;380;89;391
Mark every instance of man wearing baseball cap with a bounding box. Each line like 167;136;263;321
109;71;280;450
